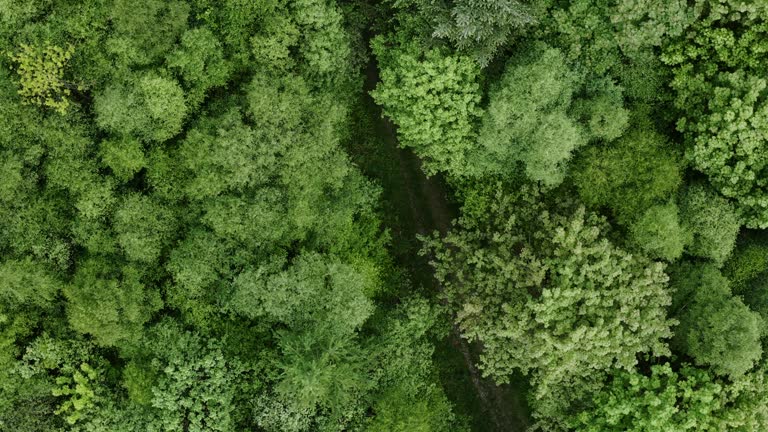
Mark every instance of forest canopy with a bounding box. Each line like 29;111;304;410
2;0;768;431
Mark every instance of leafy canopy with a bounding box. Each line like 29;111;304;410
423;187;674;396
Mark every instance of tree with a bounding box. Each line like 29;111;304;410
661;1;768;227
367;384;461;432
537;0;698;77
188;0;276;69
366;297;465;432
566;363;768;431
572;127;683;223
8;43;77;114
0;257;59;308
470;43;627;186
670;263;763;378
423;187;674;396
99;137;146;182
52;363;100;425
275;326;368;415
165;229;233;327
143;321;239;432
472;44;581;185
724;239;768;294
629;202;689;261
429;0;535;67
0;257;61;404
113;194;177;263
679;184;740;264
17;334;110;428
64;258;162;348
371;37;482;176
94;73;188;142
228;253;374;338
177;108;274;199
166;27;231;108
106;0;190;68
289;0;356;88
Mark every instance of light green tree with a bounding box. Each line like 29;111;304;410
567;363;768;431
572;127;683;223
166;27;231;108
679;184;740;264
629;202;690;261
371;37;482;176
113;193;177;263
661;1;768;227
94;73;187;142
471;43;628;186
423;187;674;396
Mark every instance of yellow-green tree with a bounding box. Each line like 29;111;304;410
8;44;77;114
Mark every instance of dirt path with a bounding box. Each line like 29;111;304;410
365;60;530;432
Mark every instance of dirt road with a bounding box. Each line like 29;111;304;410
363;59;530;432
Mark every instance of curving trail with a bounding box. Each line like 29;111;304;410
361;58;530;432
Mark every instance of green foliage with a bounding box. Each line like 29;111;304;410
473;44;581;185
99;137;146;182
367;384;460;432
671;263;763;378
250;12;300;71
365;297;468;430
371;37;482;176
167;28;232;107
423;187;674;396
275;326;368;414
17;334;109;428
177;108;274;199
724;240;768;293
661;2;768;227
107;0;190;67
94;73;188;142
679;184;740;264
0;0;474;430
189;0;276;68
567;363;768;431
8;43;77;114
122;361;157;406
291;0;355;84
572;127;683;223
8;0;768;428
113;194;177;263
471;44;627;186
0;257;59;308
537;0;697;76
426;0;534;67
572;78;630;142
52;363;99;425
629;202;689;261
229;253;374;337
63;258;162;348
144;321;239;432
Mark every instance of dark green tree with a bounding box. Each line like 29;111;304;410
64;258;162;348
572;127;683;223
671;263;763;378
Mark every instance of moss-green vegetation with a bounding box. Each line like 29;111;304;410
4;1;768;431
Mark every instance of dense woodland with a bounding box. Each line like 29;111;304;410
3;0;768;431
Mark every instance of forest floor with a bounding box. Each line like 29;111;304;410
344;59;532;432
